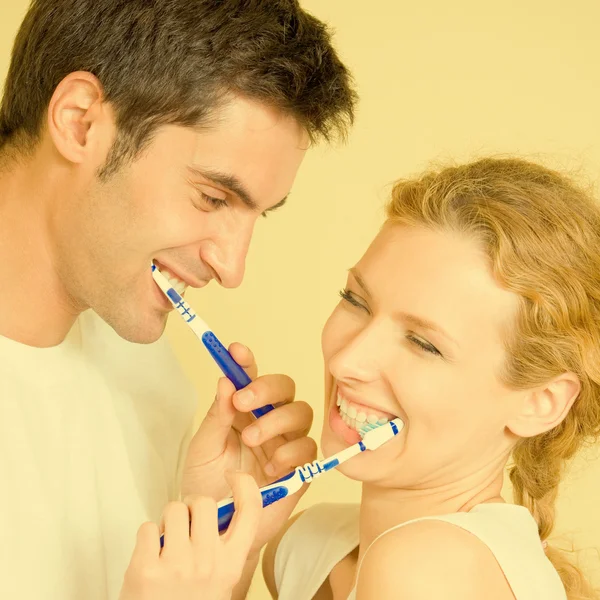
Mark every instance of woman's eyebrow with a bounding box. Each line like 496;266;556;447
395;311;459;348
349;267;372;298
349;267;459;348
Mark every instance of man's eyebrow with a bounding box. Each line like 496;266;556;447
188;165;258;210
349;267;459;348
188;165;287;213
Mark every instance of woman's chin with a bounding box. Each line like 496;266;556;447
320;425;390;483
320;404;410;484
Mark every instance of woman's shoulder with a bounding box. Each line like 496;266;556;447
354;504;565;600
356;518;516;600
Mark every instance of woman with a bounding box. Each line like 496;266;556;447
263;158;600;599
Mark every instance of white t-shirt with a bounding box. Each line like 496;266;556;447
274;503;567;599
0;310;198;599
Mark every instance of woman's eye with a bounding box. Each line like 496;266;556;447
339;289;370;313
407;334;442;357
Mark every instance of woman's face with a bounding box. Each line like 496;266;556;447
321;223;524;488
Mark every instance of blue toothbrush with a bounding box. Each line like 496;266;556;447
151;264;274;419
202;419;403;539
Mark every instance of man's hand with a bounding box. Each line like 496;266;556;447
181;343;316;554
119;473;262;600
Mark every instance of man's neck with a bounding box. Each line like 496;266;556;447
0;156;80;347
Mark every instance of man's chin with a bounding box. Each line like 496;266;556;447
101;307;168;345
121;329;165;345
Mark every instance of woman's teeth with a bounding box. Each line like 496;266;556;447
337;394;390;433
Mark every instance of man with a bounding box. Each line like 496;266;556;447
0;0;356;598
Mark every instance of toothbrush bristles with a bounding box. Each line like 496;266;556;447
359;422;382;438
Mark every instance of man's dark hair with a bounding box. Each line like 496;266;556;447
0;0;357;175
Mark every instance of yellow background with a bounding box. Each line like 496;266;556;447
2;1;599;597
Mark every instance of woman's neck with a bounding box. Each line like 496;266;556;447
357;462;506;563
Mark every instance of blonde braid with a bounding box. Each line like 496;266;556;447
509;437;562;541
510;430;597;599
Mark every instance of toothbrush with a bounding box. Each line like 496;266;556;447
151;264;274;419
160;418;403;546
159;418;403;546
213;418;403;532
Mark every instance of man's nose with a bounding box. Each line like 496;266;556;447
200;221;254;288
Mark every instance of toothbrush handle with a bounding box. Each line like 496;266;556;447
216;481;291;533
159;474;295;547
201;331;275;419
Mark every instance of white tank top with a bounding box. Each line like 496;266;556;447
274;502;566;600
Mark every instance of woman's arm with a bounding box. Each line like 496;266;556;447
261;511;306;599
356;520;516;600
231;552;261;600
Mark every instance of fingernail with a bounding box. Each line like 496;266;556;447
244;426;259;444
264;462;276;477
236;390;254;407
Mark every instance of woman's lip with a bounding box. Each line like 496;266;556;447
328;399;362;445
335;385;398;420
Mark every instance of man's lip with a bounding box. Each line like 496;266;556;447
335;383;398;420
152;260;210;289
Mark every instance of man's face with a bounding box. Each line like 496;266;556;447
52;97;308;342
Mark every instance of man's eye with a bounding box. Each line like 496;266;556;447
197;192;228;210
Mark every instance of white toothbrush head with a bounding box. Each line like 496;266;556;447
151;263;211;333
151;263;173;296
361;418;404;450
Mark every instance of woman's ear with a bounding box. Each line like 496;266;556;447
507;372;580;438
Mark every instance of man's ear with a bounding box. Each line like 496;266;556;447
506;372;580;438
46;71;107;164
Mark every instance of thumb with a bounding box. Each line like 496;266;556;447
191;377;238;457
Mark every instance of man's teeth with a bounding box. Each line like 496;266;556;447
337;394;390;433
162;270;187;295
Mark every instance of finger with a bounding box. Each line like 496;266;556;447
222;472;262;557
189;496;218;563
160;501;191;557
232;374;296;415
262;436;318;479
240;401;313;448
228;343;258;380
189;377;238;462
130;522;161;566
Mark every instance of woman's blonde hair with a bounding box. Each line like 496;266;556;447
386;157;600;599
